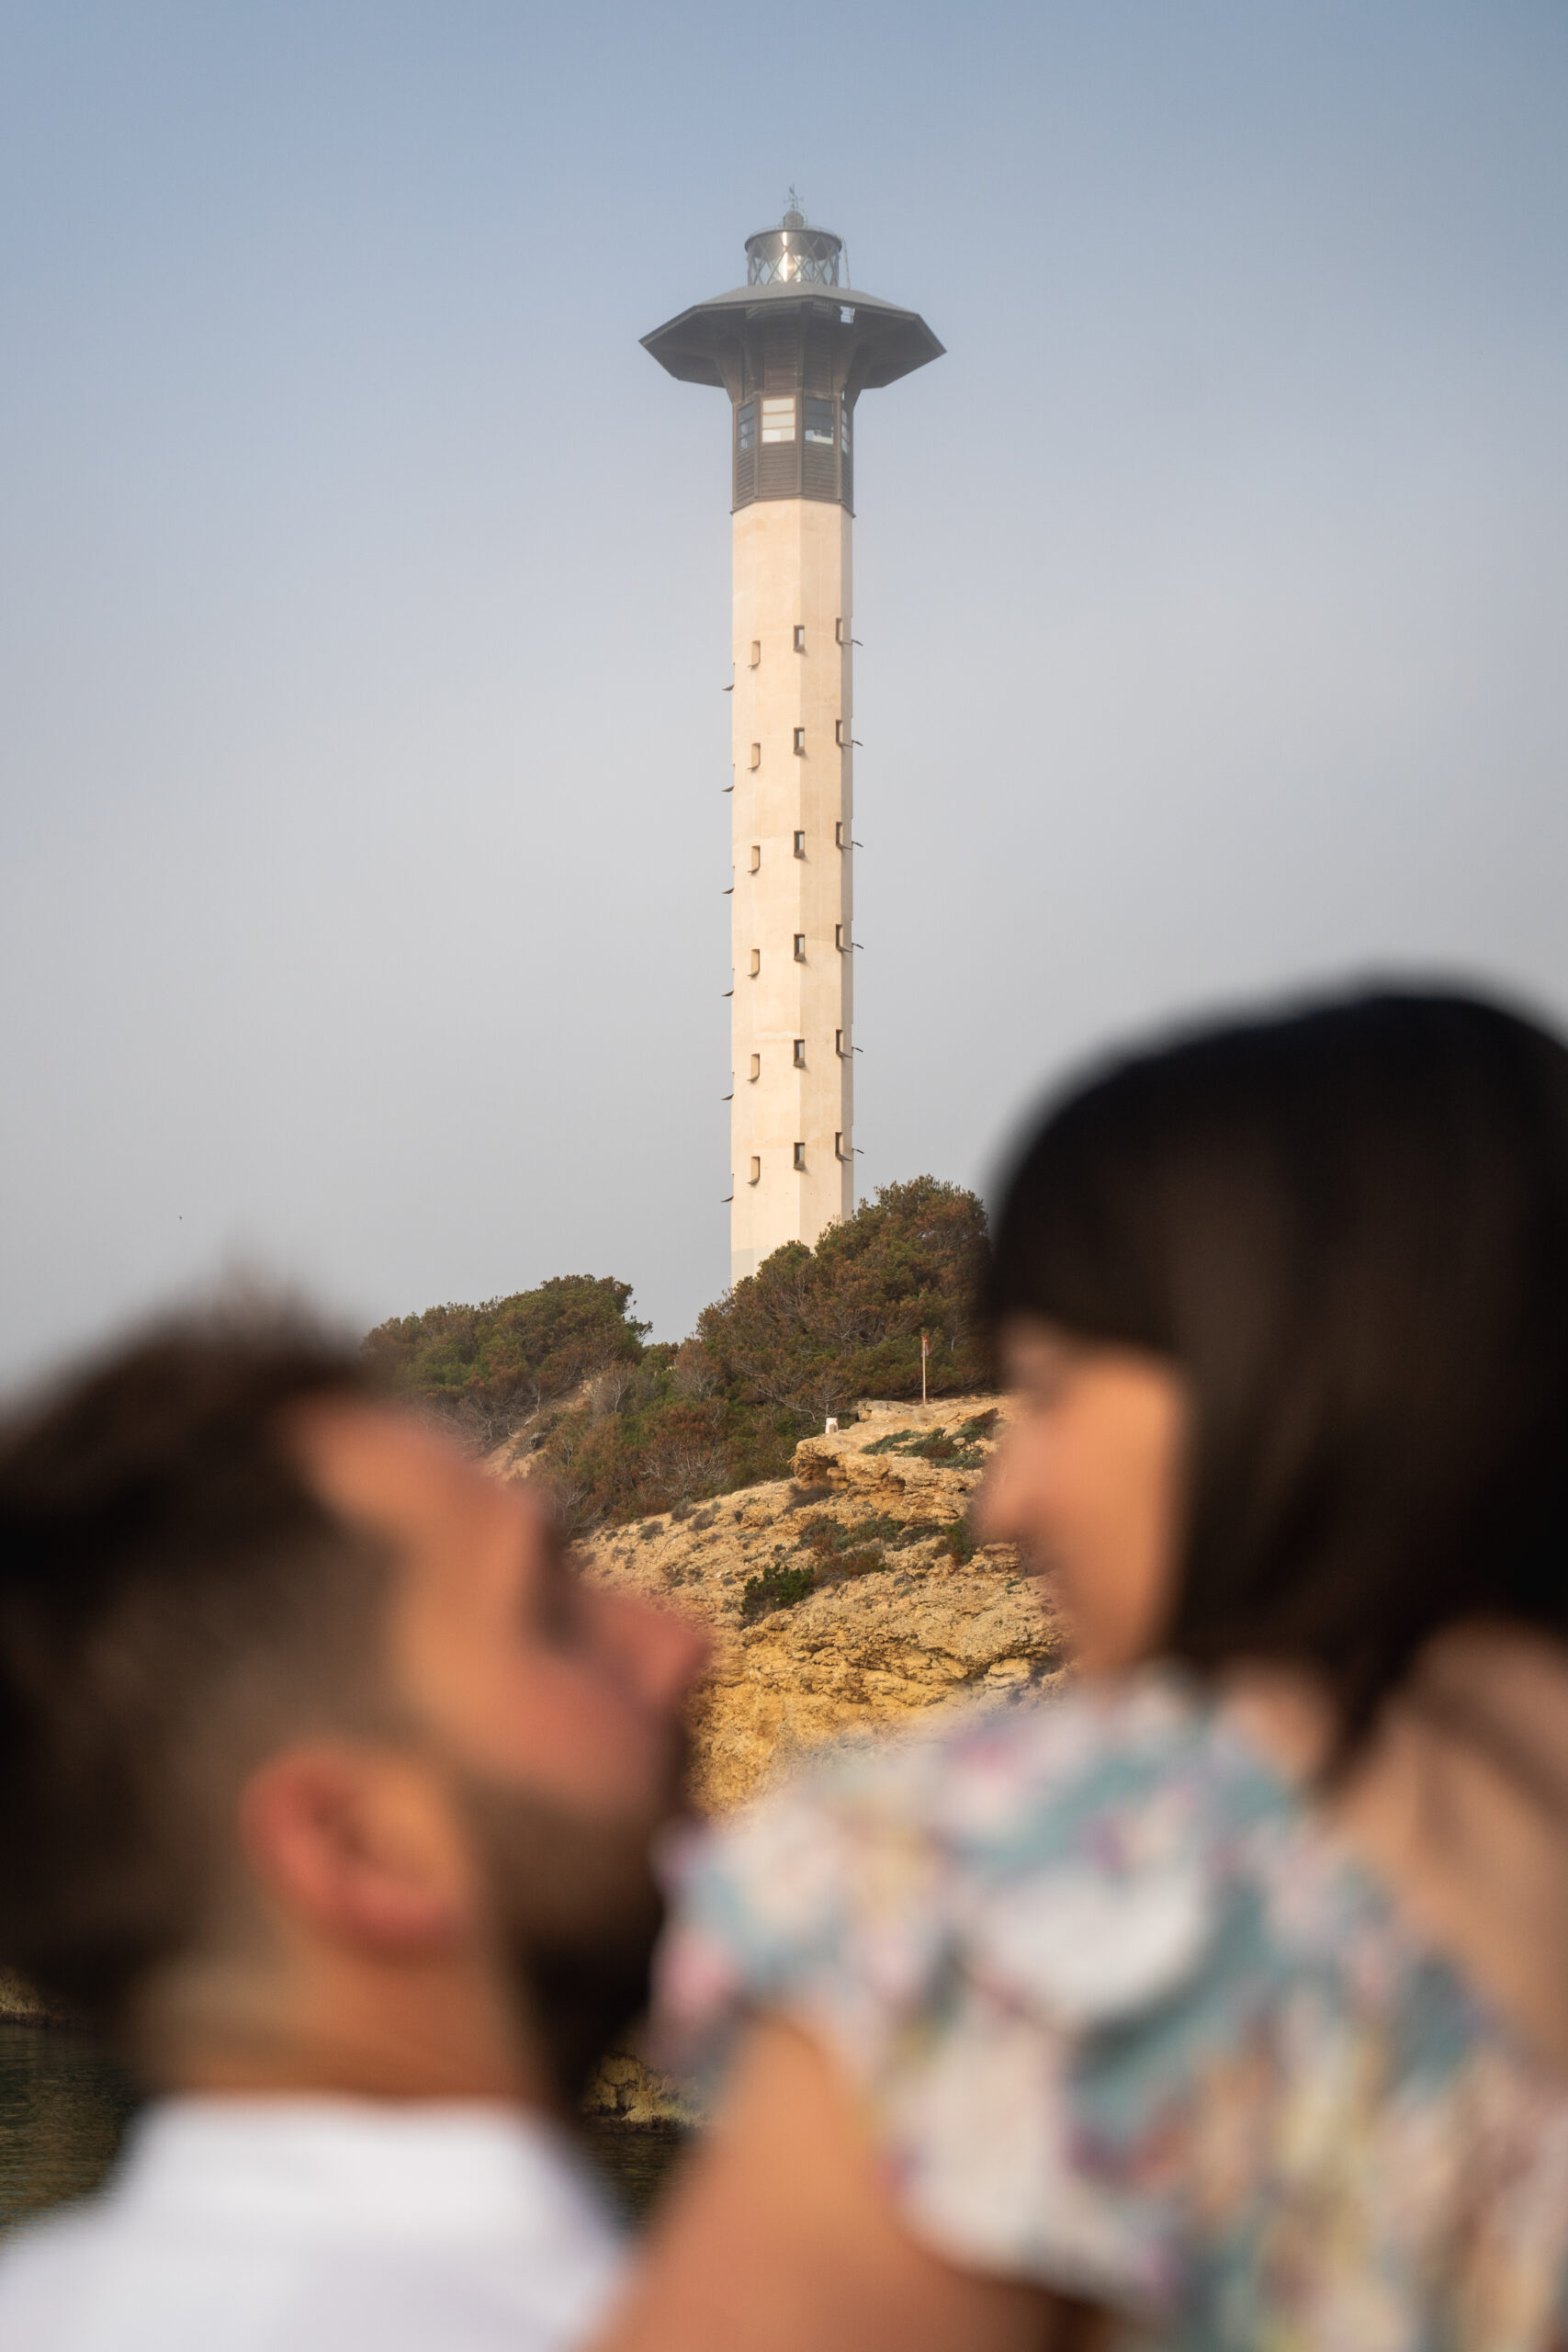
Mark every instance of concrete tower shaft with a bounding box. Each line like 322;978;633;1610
728;499;854;1283
642;215;942;1288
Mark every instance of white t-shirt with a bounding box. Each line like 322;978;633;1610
0;2095;628;2351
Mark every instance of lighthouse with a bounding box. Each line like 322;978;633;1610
643;209;942;1286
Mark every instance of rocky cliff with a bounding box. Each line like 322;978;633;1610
0;1971;50;2021
570;1395;1059;1811
558;1396;1062;2119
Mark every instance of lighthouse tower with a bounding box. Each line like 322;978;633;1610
643;209;942;1286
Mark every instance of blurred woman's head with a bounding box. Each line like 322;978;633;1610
983;990;1568;1735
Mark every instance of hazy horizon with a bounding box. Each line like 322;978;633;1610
3;1;1566;1388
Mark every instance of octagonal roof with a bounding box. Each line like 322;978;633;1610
641;280;943;392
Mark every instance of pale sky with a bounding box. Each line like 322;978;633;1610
2;1;1565;1386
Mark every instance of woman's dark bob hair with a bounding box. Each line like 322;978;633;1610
989;989;1568;1736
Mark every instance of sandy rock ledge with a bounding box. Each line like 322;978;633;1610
575;1396;1063;2120
580;1395;1061;1813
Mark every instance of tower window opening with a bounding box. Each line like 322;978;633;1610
793;831;806;857
841;403;851;453
835;616;844;643
793;1037;806;1068
835;1028;846;1056
836;1133;848;1159
750;1054;760;1081
834;820;844;847
750;641;761;667
736;401;756;452
750;948;761;977
804;396;835;447
793;727;806;755
761;397;795;443
793;1141;807;1171
835;718;844;745
750;742;761;769
794;933;807;962
750;843;761;872
835;923;849;951
793;624;806;651
749;1157;761;1184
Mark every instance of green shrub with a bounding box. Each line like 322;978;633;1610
830;1544;886;1580
940;1515;976;1566
364;1275;646;1451
958;1408;999;1442
859;1424;986;1469
796;1511;902;1557
789;1512;898;1584
693;1177;992;1423
740;1562;817;1621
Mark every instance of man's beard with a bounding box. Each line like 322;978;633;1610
455;1732;691;2109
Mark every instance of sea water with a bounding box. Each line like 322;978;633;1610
0;2018;685;2235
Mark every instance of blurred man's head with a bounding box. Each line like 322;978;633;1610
0;1312;705;2104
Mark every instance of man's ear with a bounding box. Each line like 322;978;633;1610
239;1745;477;1960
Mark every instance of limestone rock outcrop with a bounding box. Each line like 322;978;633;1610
574;1396;1060;2120
579;1396;1060;1814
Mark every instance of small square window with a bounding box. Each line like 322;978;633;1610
749;1157;761;1184
794;933;807;962
834;820;845;847
835;718;844;745
793;1141;807;1171
793;831;806;857
835;923;846;951
835;1028;845;1056
835;616;845;643
835;1132;848;1159
750;1054;760;1080
750;948;761;977
737;401;756;452
793;1037;806;1067
750;742;761;769
793;727;806;755
750;641;761;667
750;843;761;872
793;624;806;651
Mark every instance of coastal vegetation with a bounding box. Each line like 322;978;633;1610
363;1176;990;1531
362;1273;646;1451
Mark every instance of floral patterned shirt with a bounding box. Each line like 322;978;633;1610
653;1671;1568;2352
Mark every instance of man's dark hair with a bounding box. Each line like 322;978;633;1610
990;989;1568;1742
0;1310;387;2030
